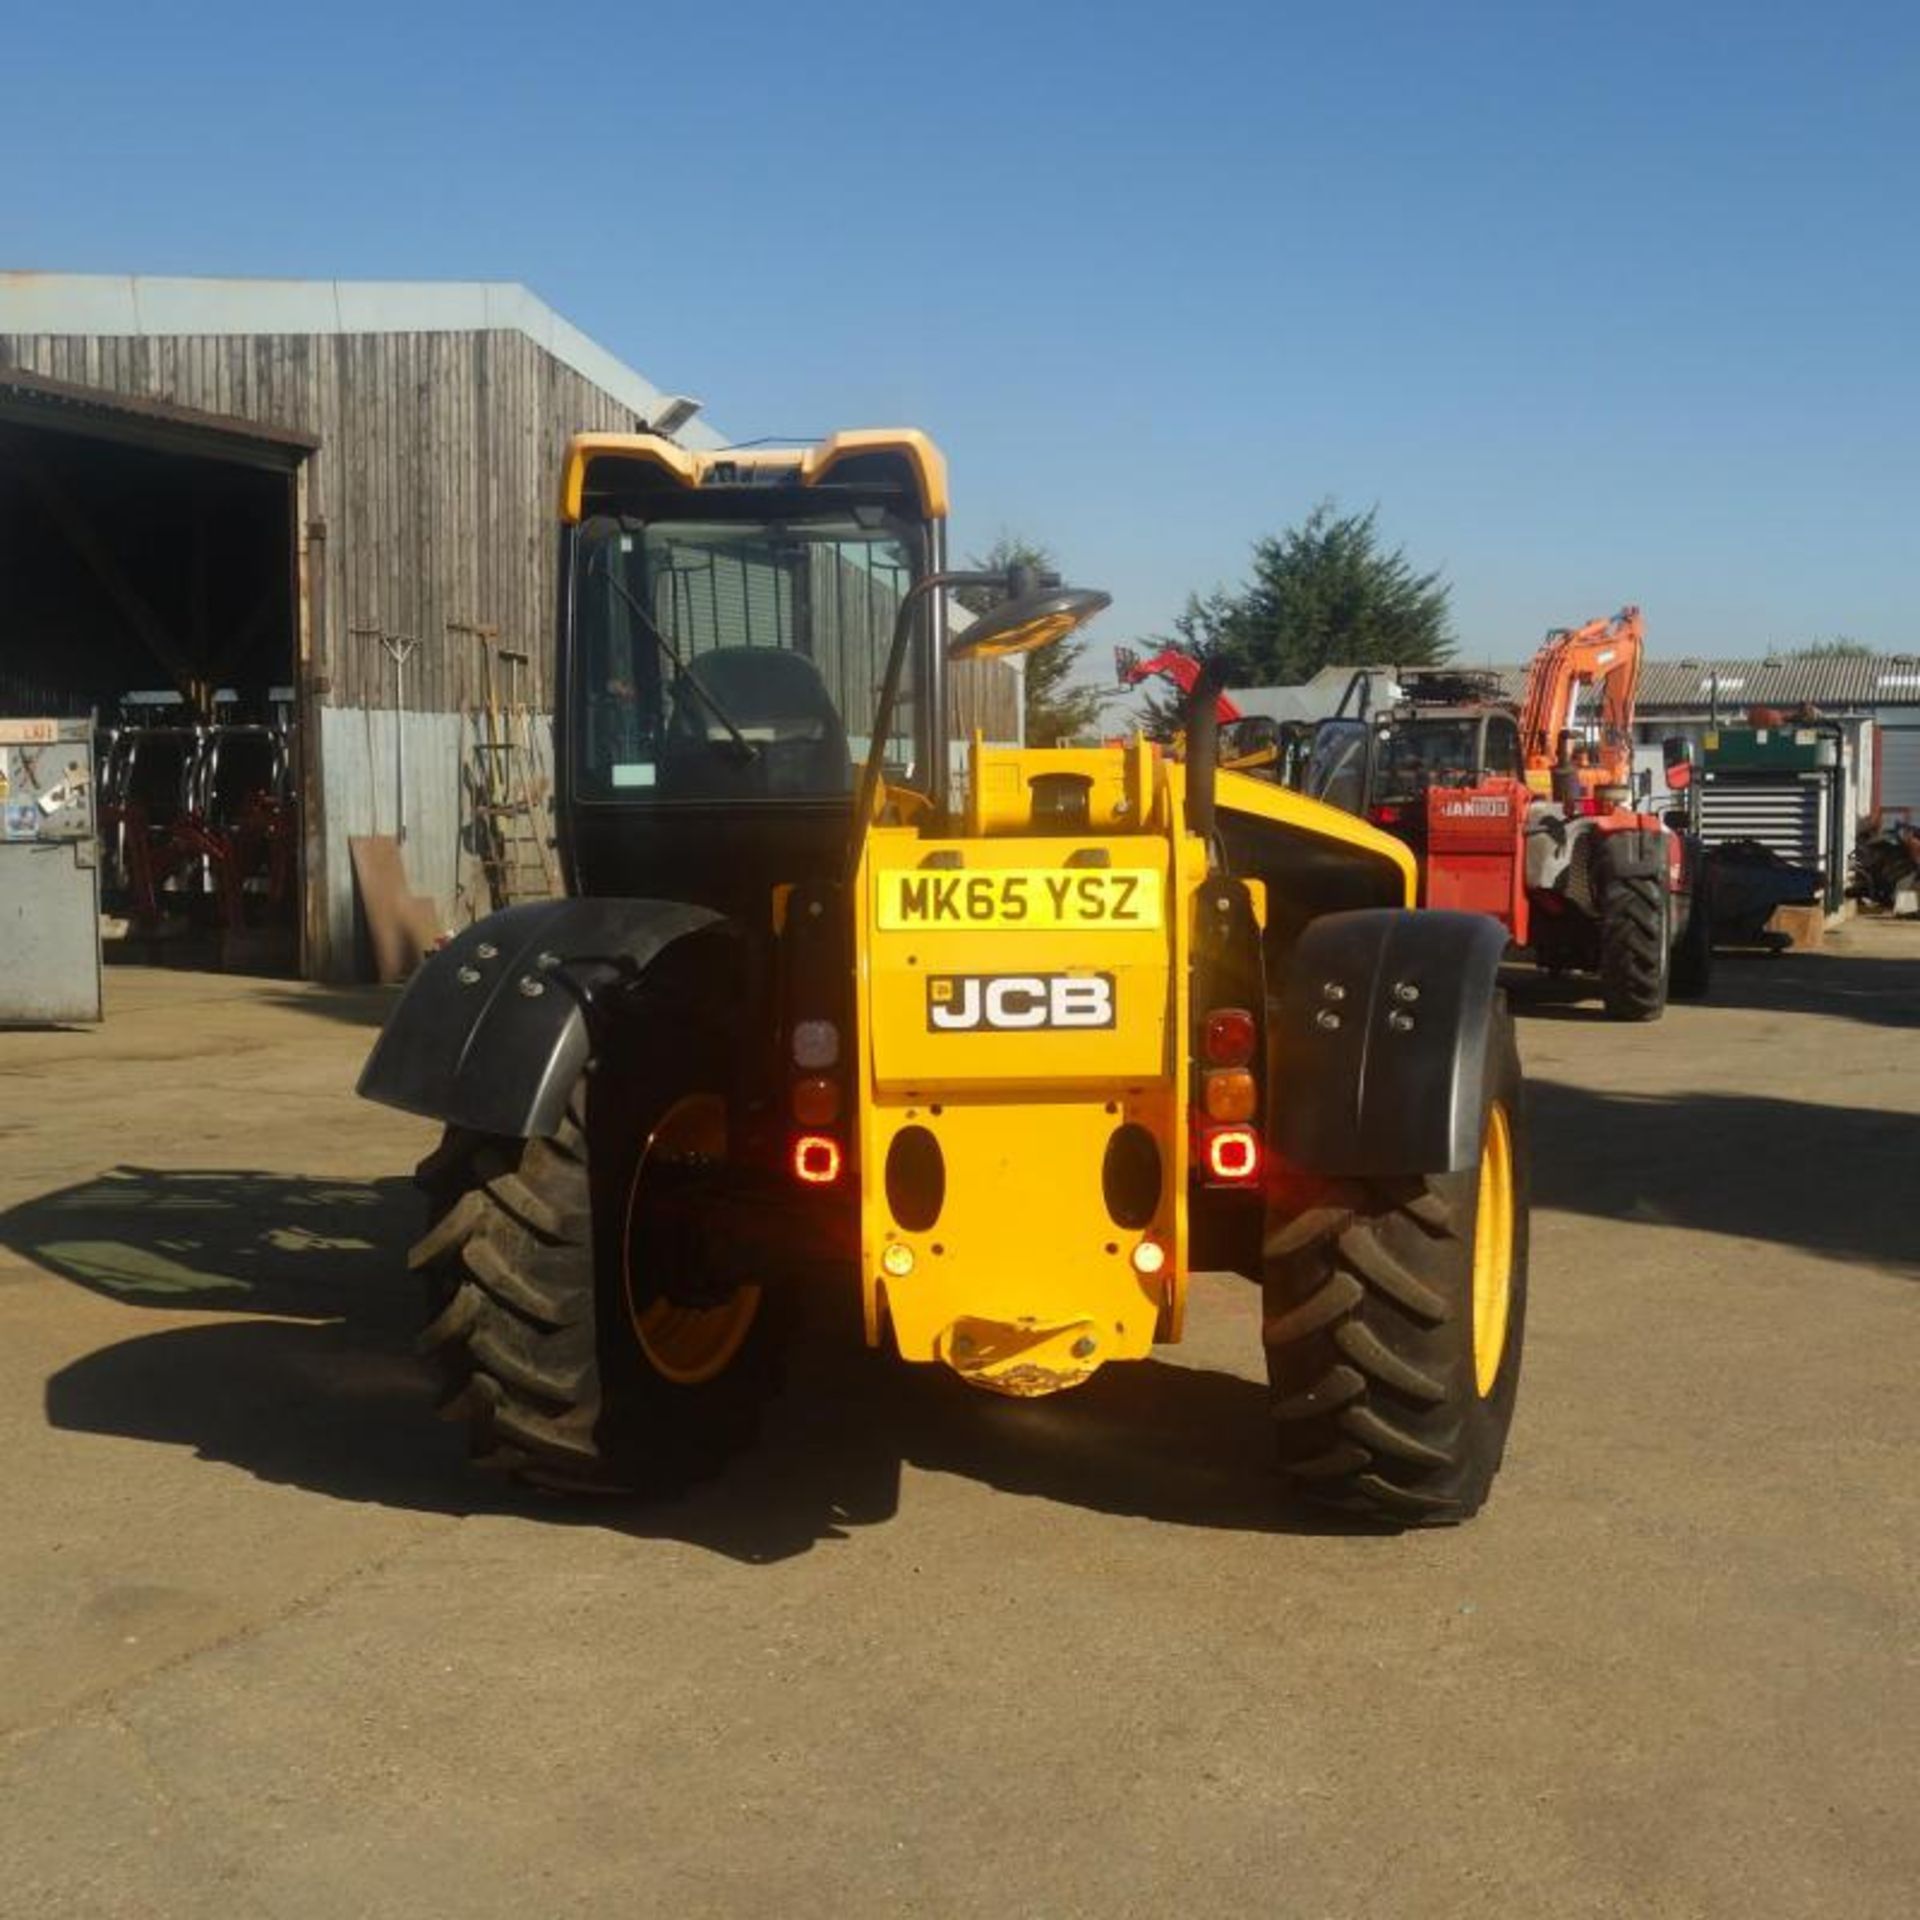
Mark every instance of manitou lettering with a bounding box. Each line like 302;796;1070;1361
926;973;1117;1032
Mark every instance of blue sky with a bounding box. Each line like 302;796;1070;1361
4;0;1915;659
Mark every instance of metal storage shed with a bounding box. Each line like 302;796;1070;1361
1627;657;1920;886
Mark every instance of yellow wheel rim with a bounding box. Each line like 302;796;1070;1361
625;1093;761;1387
1470;1101;1515;1397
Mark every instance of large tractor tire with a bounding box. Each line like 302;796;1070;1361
410;1014;783;1492
1262;1000;1528;1526
1598;859;1669;1021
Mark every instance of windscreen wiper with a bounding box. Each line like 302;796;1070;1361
587;556;759;762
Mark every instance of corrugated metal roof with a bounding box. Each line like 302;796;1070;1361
1633;654;1920;710
0;272;724;448
1235;654;1920;717
1234;668;1402;724
1464;655;1920;712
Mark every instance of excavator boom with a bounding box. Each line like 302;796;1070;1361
1518;606;1644;788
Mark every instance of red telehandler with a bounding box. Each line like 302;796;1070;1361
1303;610;1712;1020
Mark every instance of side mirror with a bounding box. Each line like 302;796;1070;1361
1224;715;1282;758
1662;735;1695;791
948;585;1112;663
1221;716;1283;781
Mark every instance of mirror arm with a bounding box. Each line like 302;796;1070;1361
1183;656;1230;853
845;568;1004;886
843;566;1107;885
1005;562;1062;599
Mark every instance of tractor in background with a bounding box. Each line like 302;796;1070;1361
1305;610;1712;1020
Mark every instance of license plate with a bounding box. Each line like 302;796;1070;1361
877;868;1162;931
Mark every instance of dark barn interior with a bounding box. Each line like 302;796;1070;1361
0;385;305;971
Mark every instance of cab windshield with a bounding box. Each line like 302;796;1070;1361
572;513;922;803
1374;718;1485;802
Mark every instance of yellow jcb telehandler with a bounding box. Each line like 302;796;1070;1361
360;429;1529;1524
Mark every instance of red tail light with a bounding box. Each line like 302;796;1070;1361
1202;1007;1256;1067
1200;1126;1261;1184
791;1135;842;1185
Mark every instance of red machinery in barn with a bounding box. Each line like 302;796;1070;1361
99;720;298;965
1305;611;1712;1020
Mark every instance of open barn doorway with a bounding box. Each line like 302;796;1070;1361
0;376;311;973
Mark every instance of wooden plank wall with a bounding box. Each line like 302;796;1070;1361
0;326;1021;737
952;657;1020;742
0;328;637;711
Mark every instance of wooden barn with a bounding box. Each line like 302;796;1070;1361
0;273;1021;980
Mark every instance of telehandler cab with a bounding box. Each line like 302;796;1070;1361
360;430;1530;1525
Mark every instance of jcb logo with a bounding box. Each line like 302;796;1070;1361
927;973;1116;1032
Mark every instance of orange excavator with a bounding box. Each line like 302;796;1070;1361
1304;609;1712;1019
1519;607;1644;799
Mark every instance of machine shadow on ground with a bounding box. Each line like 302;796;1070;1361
1507;942;1920;1029
254;985;401;1029
1;1168;421;1319
1682;944;1920;1028
12;1167;1358;1562
1527;1082;1919;1278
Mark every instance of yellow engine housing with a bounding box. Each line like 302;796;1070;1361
850;736;1412;1395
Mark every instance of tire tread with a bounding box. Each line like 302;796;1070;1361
1261;1007;1529;1527
409;1127;612;1487
1599;867;1668;1021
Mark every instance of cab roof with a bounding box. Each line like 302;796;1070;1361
560;428;948;523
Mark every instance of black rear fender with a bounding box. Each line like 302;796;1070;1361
1270;909;1511;1177
357;898;730;1139
1594;824;1667;881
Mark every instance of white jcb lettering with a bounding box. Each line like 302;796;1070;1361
984;978;1049;1027
925;973;1117;1031
1049;977;1113;1027
929;978;982;1030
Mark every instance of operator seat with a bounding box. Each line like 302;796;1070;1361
661;646;853;799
